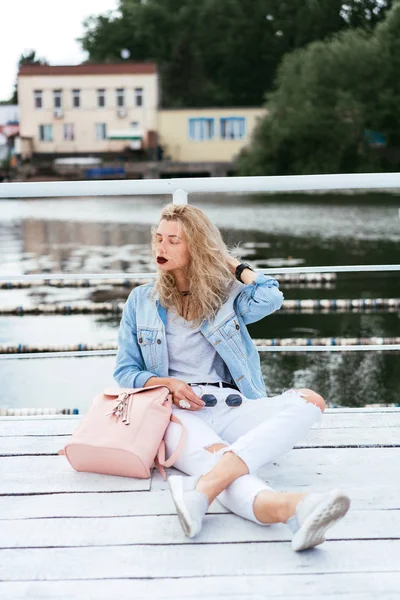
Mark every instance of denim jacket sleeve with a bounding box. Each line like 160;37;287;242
233;273;284;325
113;289;158;388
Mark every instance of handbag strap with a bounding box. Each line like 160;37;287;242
155;414;187;480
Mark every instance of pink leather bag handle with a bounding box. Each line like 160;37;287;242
156;414;187;480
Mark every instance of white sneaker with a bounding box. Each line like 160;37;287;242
287;489;351;552
168;475;209;538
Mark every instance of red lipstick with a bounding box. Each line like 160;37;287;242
157;257;168;264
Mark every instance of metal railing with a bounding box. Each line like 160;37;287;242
2;171;400;199
1;173;399;359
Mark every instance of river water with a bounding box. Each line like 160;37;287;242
0;192;399;412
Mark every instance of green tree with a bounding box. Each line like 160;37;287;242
373;1;400;146
80;0;393;108
8;50;48;104
238;2;400;175
18;49;48;66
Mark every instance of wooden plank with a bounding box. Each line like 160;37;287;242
1;427;399;457
0;470;398;516
256;447;400;510
1;572;399;600
1;448;398;476
149;450;400;510
0;415;79;421
0;407;397;421
258;446;400;483
1;448;398;498
0;437;64;455
149;446;400;486
175;477;399;510
1;509;398;549
0;420;76;436
0;471;150;495
0;490;228;519
298;427;400;446
320;413;400;429
1;408;397;422
0;421;76;436
0;455;140;474
0;540;399;580
1;410;399;436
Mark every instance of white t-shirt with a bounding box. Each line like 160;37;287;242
166;307;233;384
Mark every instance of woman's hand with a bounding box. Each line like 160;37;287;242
167;378;205;411
227;256;240;274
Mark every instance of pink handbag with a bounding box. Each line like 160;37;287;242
59;385;187;479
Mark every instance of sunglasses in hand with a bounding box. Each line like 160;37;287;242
202;393;242;407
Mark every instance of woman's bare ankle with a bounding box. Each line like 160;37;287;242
194;451;249;504
195;475;215;504
253;491;308;524
282;492;308;522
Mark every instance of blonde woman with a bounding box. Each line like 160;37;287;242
114;203;350;551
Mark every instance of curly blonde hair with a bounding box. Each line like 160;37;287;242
151;203;236;324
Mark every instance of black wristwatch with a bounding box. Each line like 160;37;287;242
235;262;254;283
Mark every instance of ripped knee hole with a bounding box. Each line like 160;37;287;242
205;443;228;453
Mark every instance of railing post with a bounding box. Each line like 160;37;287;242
172;189;188;204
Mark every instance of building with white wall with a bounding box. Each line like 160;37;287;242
17;63;159;159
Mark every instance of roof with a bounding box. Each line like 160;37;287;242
18;63;157;77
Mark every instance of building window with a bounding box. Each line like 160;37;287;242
63;124;74;141
39;125;53;142
72;89;80;108
34;90;43;109
53;89;62;109
220;117;246;140
134;87;143;107
95;123;107;140
116;88;125;107
188;118;214;141
97;89;106;108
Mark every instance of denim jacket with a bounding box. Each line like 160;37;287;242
113;273;284;399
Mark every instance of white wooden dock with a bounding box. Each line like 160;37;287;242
0;408;399;599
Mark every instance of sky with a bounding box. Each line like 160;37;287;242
0;0;119;101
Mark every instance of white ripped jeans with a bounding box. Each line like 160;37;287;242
165;385;323;525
